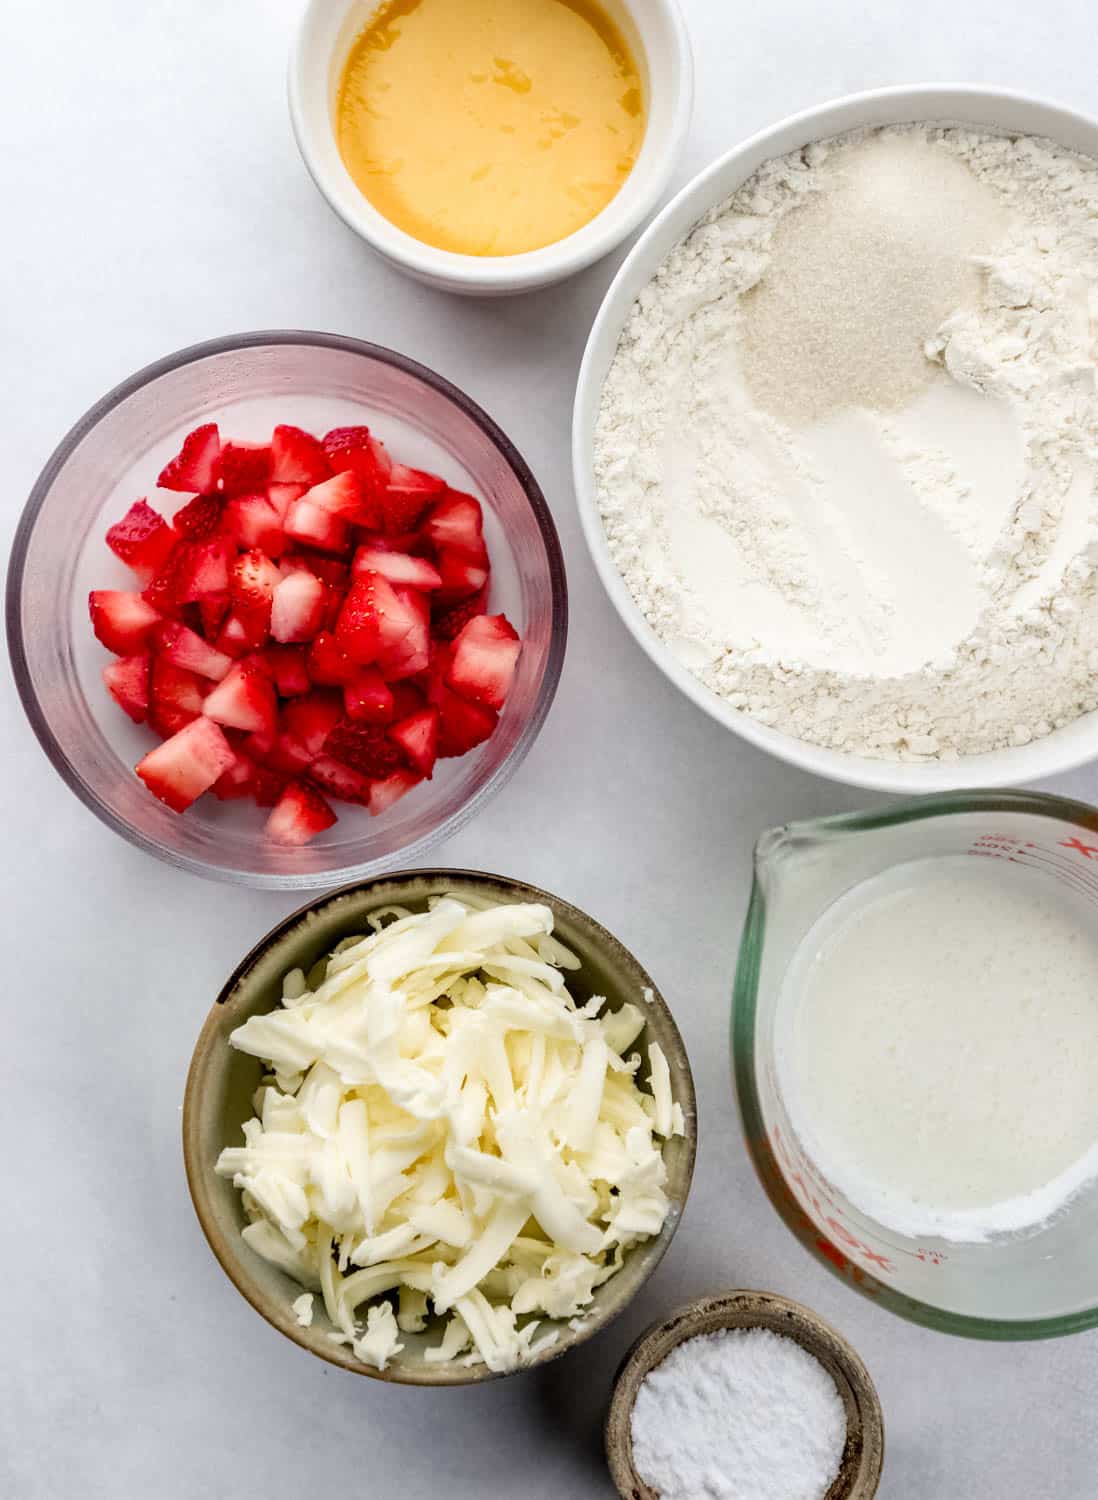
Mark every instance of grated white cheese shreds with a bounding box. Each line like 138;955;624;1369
216;897;683;1373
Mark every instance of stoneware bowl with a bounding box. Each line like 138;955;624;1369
605;1290;884;1499
573;83;1098;793
288;0;694;294
183;870;698;1384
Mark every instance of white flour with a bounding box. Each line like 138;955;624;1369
630;1326;846;1500
594;126;1098;760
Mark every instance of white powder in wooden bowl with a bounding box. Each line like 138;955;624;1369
630;1326;846;1500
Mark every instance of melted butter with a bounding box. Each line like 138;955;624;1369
335;0;646;257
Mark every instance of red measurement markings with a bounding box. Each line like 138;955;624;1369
771;1125;894;1273
1061;836;1098;860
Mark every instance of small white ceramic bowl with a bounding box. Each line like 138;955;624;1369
573;84;1098;794
288;0;693;297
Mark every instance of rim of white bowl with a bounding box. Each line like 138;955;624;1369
287;0;694;294
573;83;1098;794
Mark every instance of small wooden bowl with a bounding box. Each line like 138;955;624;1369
606;1290;884;1499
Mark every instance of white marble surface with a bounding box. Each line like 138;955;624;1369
3;1;1098;1495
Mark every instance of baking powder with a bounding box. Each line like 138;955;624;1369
594;126;1098;760
630;1326;846;1500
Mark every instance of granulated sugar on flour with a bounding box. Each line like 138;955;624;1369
629;1326;846;1500
593;126;1098;760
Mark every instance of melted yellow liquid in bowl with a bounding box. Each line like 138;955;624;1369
335;0;646;257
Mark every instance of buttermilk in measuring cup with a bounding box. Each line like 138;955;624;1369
776;853;1098;1242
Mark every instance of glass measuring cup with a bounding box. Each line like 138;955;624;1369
733;790;1098;1340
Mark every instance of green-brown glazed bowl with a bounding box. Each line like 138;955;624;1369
183;870;697;1385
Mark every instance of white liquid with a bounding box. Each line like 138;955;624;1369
778;856;1098;1242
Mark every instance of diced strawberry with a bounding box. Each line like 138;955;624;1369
376;587;430;680
263;645;311;697
353;545;442;591
241;728;276;764
213;751;259;800
215;611;266;658
222;493;285;556
89;590;162;655
136;716;235;812
250;764;287;807
266;781;337;846
152;621;233;681
282;690;344;759
219;440;271;496
382;463;445;533
230;549;282;634
142;547;191;618
197;593;230;638
102;654;150;723
432;584;489;641
284;497;351;555
173;492;224;540
148;657;208;737
291;554;350;590
106;500;179;582
446;614;521;710
308;754;373;805
344;666;394;724
367;769;422;816
266;733;317;776
389;682;427;720
202;661;278;735
307;630;359;687
158;423;221;495
388;707;439;778
323;719;403;778
271;570;327;643
435;548;490;603
301;471;367;521
267;482;307;522
423;489;486;559
323;426;392;514
270;424;330;486
179;538;233;603
426;644;498;757
335;572;408;665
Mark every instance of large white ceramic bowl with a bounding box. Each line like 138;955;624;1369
289;0;693;297
573;85;1098;794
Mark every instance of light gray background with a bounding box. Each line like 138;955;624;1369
3;1;1097;1495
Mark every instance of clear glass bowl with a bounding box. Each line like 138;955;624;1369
7;332;567;888
733;790;1098;1341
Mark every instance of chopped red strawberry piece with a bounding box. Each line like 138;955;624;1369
376;587;430;680
446;614;521;710
353;545;442;591
344;666;394;724
267;482;307;521
152;621;233;681
265;733;317;776
307;754;374;805
202;661;278;735
266;780;337;845
230;549;282;635
89;590;162;655
282;690;344;759
432;584;489;640
424;489;486;559
158;423;221;495
367;769;422;816
301;471;367;521
427;644;498;757
335;572;410;665
212;751;258;801
178;538;233;603
262;645;311;697
197;593;230;639
323;426;392;510
389;682;428;720
106;500;179;582
270;424;331;486
291;554;350;590
435;549;490;603
382;463;445;533
218;440;271;496
241;728;276;765
173;492;224;540
222;493;286;556
148;657;208;737
323;719;403;778
284;497;351;555
102;654;150;723
271;569;327;643
142;546;191;618
388;706;439;778
307;630;360;686
215;611;266;657
136;716;235;812
251;764;287;807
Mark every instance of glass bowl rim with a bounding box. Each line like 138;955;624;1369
5;329;568;888
732;787;1098;1341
